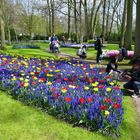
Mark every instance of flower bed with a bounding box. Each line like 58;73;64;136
61;43;95;48
102;50;134;58
12;44;40;49
0;54;123;136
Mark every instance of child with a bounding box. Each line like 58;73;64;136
106;57;119;79
106;58;118;73
77;45;87;59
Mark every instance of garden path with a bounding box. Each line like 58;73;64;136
133;98;140;117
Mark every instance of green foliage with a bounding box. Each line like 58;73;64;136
32;35;48;40
105;33;121;44
18;35;31;41
87;39;96;44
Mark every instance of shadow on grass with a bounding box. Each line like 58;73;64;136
121;88;134;96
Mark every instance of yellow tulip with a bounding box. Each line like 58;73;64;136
84;86;89;90
62;89;67;93
25;79;29;83
49;74;53;77
24;83;29;87
110;82;114;86
106;88;112;92
95;82;98;84
91;83;97;87
105;110;110;116
47;82;52;85
93;88;98;92
3;58;7;61
19;77;24;81
12;77;16;81
30;72;34;75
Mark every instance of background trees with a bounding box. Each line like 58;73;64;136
0;0;140;56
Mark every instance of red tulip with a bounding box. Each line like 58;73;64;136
113;103;121;109
100;105;106;110
65;97;71;102
79;98;85;104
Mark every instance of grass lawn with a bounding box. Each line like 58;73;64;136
0;42;139;140
0;91;140;140
5;43;120;59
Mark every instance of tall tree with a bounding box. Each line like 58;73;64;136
47;0;52;35
92;0;103;37
135;0;140;56
0;16;5;48
102;0;106;38
89;0;96;38
119;0;127;48
109;0;120;35
82;0;89;40
79;0;82;43
73;0;78;42
105;0;110;37
124;0;133;50
68;0;71;38
0;0;5;48
51;0;55;34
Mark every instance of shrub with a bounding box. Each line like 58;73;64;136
87;40;96;44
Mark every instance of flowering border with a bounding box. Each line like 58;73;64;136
0;53;124;136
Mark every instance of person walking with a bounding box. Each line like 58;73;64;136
95;36;103;63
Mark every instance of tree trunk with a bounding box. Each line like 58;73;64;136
51;0;55;34
68;0;71;38
105;0;110;37
124;0;133;50
135;0;140;56
109;0;120;36
119;0;127;48
102;0;106;40
0;18;5;48
89;0;96;38
79;0;82;43
73;0;78;42
83;0;89;41
92;0;103;37
8;26;11;45
47;0;52;35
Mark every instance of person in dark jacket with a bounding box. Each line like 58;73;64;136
106;58;118;73
51;33;58;43
95;37;103;63
119;46;127;61
123;59;140;98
